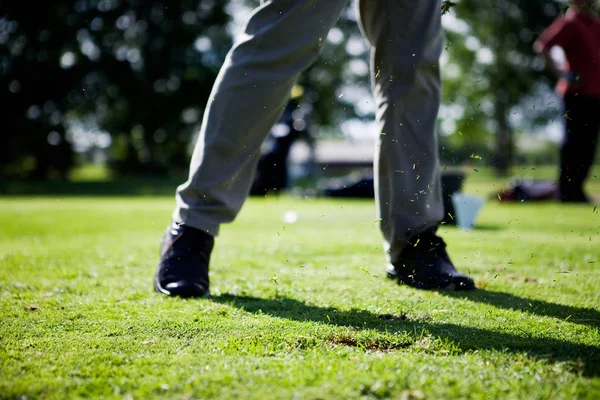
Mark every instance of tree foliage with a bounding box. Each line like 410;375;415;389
1;0;581;179
440;0;564;171
1;0;230;178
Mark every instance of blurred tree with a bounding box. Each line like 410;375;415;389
1;2;80;179
441;0;564;173
239;0;373;137
2;0;574;179
299;6;373;134
1;0;230;178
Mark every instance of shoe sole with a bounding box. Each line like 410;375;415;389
154;274;211;298
386;266;475;291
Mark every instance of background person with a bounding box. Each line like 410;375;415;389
534;0;600;203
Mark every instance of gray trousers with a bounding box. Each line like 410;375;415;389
174;0;444;264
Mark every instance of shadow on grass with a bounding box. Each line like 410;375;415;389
472;224;504;231
210;294;600;377
438;289;600;328
440;223;504;231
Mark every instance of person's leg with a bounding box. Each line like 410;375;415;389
174;0;348;236
357;0;474;289
559;96;600;202
157;0;348;297
560;96;584;201
589;98;600;189
357;0;443;261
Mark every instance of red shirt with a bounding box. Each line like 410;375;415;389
537;10;600;97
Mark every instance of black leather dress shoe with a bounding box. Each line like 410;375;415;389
154;222;214;298
387;228;475;291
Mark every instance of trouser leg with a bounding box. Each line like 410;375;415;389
559;96;600;202
173;0;348;235
357;0;444;264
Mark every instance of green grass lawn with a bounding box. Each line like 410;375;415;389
1;179;600;398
